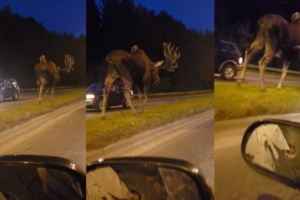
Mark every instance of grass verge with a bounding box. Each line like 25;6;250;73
215;82;300;121
87;95;212;150
0;88;84;132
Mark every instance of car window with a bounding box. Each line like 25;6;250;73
219;42;238;54
87;83;99;91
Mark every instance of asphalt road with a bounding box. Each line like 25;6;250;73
215;112;300;200
215;66;300;87
0;89;70;111
86;94;209;118
0;91;36;111
87;109;214;188
0;101;86;170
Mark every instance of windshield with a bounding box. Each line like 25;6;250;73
87;83;103;91
219;42;240;55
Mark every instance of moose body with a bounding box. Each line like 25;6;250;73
35;54;75;102
101;43;180;118
238;13;300;90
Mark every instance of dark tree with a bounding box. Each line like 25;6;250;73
0;6;86;88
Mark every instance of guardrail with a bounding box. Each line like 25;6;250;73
248;64;300;75
141;90;213;98
23;86;212;97
20;86;75;93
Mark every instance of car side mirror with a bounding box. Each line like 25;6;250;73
0;155;85;199
87;157;214;200
241;119;300;189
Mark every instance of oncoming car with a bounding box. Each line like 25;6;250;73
215;40;243;80
86;80;133;111
0;78;20;102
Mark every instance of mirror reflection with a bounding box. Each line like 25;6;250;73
245;122;300;180
87;164;201;200
0;165;83;200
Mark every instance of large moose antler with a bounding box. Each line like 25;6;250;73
160;42;181;71
64;54;75;73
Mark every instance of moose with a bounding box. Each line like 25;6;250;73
238;12;300;90
35;54;75;102
101;43;181;118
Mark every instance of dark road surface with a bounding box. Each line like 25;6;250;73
87;109;214;188
0;101;86;170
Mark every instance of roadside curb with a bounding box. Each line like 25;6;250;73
147;90;213;97
130;90;213;99
20;86;76;93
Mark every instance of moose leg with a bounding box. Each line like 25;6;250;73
51;81;56;98
38;85;43;103
101;77;114;119
136;87;143;107
142;80;149;108
51;88;55;98
135;87;146;113
258;46;275;91
238;39;263;84
277;61;289;89
38;86;43;102
122;79;136;115
38;78;46;102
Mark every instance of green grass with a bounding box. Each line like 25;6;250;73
0;88;84;132
215;82;300;121
87;95;212;150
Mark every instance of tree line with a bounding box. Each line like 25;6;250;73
0;6;86;88
87;0;213;92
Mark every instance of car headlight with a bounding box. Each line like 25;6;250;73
238;57;243;65
86;94;95;99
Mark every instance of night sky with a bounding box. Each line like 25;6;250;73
0;0;213;36
95;0;214;32
134;0;214;32
0;0;86;36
